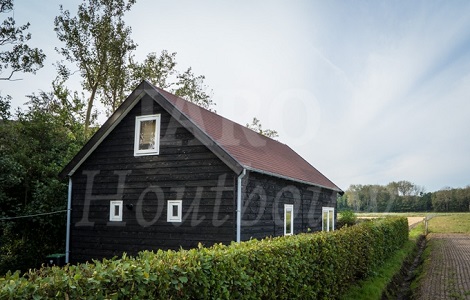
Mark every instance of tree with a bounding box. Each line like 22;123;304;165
54;0;137;133
0;94;11;119
432;188;452;212
419;192;433;212
337;194;351;211
174;67;214;110
55;0;216;125
456;187;470;212
0;85;86;274
130;50;176;90
131;52;215;111
345;184;363;212
0;0;45;80
246;117;279;138
343;181;430;212
340;182;470;213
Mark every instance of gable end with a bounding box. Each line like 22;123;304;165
59;81;244;178
59;84;146;178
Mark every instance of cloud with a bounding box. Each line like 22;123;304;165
3;0;470;192
298;1;470;191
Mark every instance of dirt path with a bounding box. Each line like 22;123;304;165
417;233;470;299
408;217;425;228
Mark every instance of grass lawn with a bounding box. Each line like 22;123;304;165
427;213;470;233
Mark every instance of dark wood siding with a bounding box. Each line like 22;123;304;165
70;95;236;263
240;171;337;240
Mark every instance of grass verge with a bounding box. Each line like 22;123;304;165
409;237;433;299
340;223;425;300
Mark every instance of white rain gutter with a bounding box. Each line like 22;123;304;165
236;169;246;243
65;177;72;264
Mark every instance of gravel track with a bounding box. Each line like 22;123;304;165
417;233;470;299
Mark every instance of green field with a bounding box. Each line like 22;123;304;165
427;213;470;233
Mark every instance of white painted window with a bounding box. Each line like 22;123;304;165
167;200;182;222
322;207;335;232
134;114;161;156
284;204;294;236
109;200;123;222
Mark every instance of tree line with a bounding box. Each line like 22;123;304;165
0;0;277;274
338;180;470;213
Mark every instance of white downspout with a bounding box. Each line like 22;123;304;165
236;169;246;243
65;177;72;264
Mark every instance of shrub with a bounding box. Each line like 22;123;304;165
337;209;358;229
0;217;408;299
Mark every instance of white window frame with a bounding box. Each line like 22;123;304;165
284;204;294;236
167;200;182;222
322;207;335;232
109;200;123;222
134;114;161;156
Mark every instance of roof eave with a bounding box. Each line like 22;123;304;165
244;166;343;193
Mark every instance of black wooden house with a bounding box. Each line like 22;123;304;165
60;81;342;263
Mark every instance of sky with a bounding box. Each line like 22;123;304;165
2;0;470;192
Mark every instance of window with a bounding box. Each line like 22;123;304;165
322;207;335;232
167;200;182;222
109;200;123;222
284;204;294;236
134;114;161;156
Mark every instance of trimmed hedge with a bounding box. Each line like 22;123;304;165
0;217;408;299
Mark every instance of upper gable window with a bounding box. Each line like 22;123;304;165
134;114;161;156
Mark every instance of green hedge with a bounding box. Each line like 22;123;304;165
0;217;408;299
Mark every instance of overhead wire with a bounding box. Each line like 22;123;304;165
0;209;68;221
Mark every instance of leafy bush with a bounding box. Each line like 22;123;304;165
337;209;358;229
0;217;408;299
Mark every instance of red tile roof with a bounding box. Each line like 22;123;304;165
60;81;341;192
156;87;341;192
